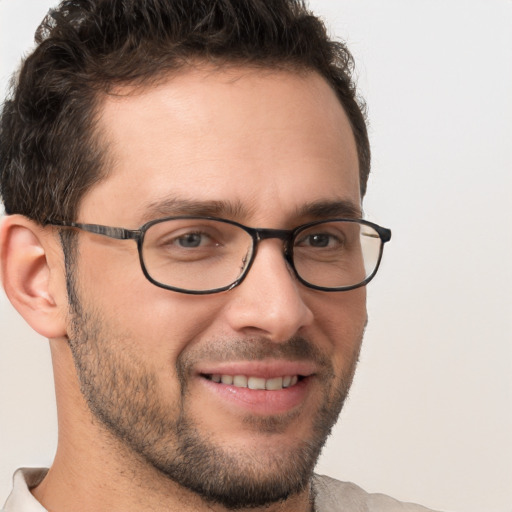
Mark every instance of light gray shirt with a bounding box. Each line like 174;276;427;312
3;468;443;512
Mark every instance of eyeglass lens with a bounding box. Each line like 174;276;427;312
141;219;382;292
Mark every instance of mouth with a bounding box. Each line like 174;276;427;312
201;374;301;390
195;362;316;416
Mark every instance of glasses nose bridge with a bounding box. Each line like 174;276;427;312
253;227;294;259
255;227;293;244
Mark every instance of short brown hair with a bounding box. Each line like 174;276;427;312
0;0;370;224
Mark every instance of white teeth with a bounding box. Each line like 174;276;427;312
265;377;283;390
248;377;266;390
233;375;248;387
210;374;300;390
221;375;233;385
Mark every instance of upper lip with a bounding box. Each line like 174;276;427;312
196;360;317;379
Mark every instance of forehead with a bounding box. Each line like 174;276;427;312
83;66;361;226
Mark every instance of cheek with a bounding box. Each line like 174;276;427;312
309;288;367;362
77;242;228;360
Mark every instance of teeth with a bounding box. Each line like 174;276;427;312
248;377;266;390
233;375;248;387
265;377;283;390
221;375;233;385
208;374;300;390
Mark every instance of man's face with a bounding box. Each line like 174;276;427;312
66;67;366;508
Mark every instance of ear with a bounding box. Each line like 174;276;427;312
1;214;68;339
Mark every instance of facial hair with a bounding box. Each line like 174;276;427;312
64;259;361;509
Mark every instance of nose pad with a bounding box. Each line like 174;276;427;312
224;241;314;342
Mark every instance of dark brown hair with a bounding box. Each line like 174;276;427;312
0;0;370;224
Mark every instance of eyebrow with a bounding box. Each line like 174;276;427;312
138;196;362;225
296;199;362;220
138;197;251;222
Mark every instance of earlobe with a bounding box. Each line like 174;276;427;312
1;214;68;339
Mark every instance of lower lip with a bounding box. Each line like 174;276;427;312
198;376;312;416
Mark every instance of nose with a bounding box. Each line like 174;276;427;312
224;240;314;342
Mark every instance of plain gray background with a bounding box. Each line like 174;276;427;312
1;1;511;511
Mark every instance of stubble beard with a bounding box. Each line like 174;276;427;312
63;255;361;509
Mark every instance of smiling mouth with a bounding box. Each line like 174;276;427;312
202;374;302;390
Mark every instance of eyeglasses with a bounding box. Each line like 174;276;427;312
47;216;391;294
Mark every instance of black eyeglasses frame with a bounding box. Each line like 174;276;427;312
46;216;391;294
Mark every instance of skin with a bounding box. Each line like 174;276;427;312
0;66;366;512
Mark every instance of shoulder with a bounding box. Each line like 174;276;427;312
2;468;48;512
313;474;444;512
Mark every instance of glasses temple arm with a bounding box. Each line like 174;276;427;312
47;220;140;240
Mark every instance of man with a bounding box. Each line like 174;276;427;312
0;1;438;511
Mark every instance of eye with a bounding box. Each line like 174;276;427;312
175;231;214;248
296;232;343;249
303;233;334;248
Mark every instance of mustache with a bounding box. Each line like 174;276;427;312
176;336;333;380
